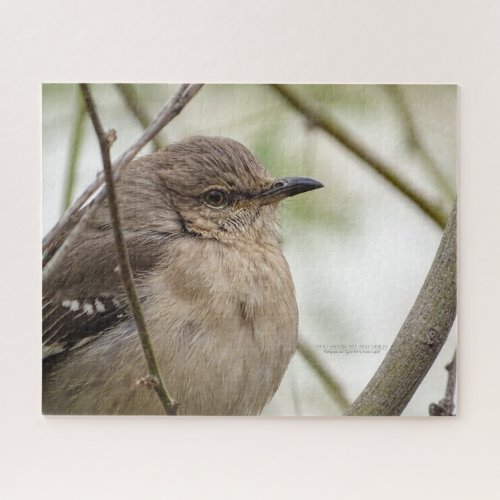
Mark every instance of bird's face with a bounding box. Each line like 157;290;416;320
154;136;323;243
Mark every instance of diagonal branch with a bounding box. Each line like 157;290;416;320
384;85;455;202
115;84;164;151
270;84;449;229
80;84;178;415
42;83;203;279
298;343;350;411
345;203;457;416
429;351;457;416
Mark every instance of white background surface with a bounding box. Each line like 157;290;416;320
1;0;499;498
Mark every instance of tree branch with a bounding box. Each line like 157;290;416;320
42;83;203;278
298;342;350;411
384;85;455;203
429;351;457;416
345;203;457;416
80;84;178;415
115;84;164;151
270;84;449;229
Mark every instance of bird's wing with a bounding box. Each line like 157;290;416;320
42;219;172;361
42;293;128;359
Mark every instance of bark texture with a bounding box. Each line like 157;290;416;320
346;204;457;416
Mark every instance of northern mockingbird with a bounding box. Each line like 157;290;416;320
43;136;323;415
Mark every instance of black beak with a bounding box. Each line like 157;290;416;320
253;176;324;206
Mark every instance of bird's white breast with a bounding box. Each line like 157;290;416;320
142;236;299;415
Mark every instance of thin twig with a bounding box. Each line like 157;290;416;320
115;84;164;151
271;84;449;229
43;83;203;277
80;84;178;415
345;203;457;416
61;91;86;213
429;351;457;416
298;342;350;412
43;83;201;258
384;85;455;202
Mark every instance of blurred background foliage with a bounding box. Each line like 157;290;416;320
42;84;457;416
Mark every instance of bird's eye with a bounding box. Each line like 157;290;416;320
203;189;227;208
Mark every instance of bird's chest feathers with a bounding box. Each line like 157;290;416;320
150;237;298;345
169;240;295;319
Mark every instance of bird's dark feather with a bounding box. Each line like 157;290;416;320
42;295;128;359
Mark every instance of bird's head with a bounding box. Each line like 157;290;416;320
120;136;323;244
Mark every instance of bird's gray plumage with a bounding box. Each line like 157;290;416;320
43;136;322;415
